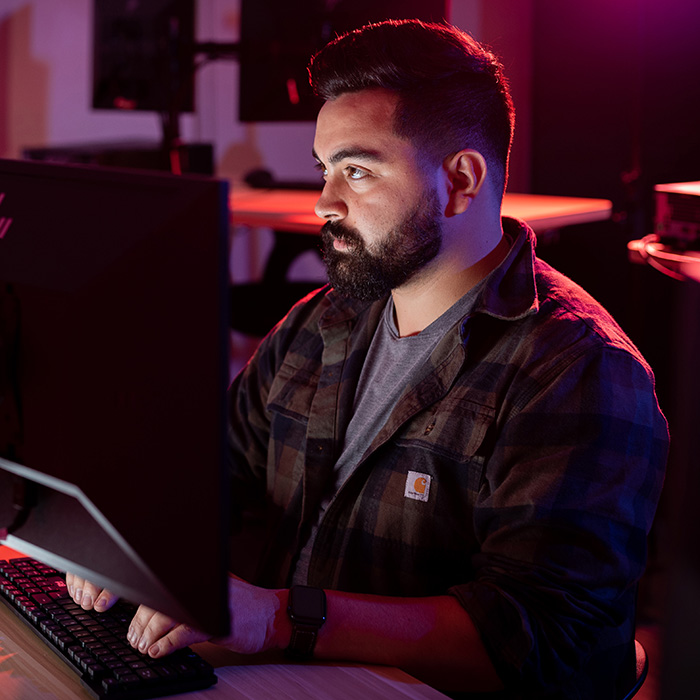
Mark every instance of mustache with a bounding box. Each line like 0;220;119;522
321;220;364;247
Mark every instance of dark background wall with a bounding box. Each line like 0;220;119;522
528;3;700;696
529;0;700;430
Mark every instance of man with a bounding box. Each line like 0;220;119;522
68;20;668;698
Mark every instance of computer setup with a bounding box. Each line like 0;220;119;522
0;3;453;697
0;156;232;697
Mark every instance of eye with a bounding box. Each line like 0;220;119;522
345;166;368;181
314;162;328;178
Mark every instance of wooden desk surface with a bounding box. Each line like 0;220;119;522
0;546;448;699
231;187;613;235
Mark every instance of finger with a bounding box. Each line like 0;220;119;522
127;605;158;648
128;606;178;654
77;580;108;611
65;574;91;606
147;623;209;659
65;573;83;602
93;588;119;612
76;579;99;609
64;574;117;612
127;605;209;658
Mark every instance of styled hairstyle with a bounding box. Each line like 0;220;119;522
308;20;515;193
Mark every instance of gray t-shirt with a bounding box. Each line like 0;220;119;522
292;284;484;584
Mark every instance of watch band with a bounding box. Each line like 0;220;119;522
285;585;326;661
287;624;321;660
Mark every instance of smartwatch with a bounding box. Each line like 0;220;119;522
286;585;326;661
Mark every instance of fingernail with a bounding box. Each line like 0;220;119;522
149;644;160;658
82;594;93;609
138;638;148;653
94;598;106;612
74;588;83;604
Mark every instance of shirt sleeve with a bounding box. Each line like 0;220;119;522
449;344;668;695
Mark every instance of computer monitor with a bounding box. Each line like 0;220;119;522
0;157;231;638
92;0;196;114
238;0;448;122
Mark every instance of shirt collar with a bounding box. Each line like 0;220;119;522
471;217;540;322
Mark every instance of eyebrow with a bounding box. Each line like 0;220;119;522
312;146;385;166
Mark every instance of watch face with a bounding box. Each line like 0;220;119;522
289;586;326;624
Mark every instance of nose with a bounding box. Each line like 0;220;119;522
314;181;348;221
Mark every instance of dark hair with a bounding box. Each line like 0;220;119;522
308;20;515;193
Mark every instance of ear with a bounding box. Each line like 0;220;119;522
442;150;488;217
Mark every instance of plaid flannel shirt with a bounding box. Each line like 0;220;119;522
227;218;668;698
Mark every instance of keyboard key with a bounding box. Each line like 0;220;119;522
136;667;161;683
100;677;121;695
85;662;108;680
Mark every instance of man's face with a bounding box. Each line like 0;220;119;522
312;89;445;301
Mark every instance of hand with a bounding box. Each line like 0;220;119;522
65;572;119;612
126;574;288;659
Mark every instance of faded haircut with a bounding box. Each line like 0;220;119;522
308;19;515;194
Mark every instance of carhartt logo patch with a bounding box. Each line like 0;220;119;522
404;471;431;502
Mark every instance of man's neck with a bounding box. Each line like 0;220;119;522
391;234;509;338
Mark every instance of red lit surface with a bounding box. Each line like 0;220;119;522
231;188;612;235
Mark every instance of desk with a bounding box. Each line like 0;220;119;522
228;188;613;339
231;188;613;234
0;546;448;700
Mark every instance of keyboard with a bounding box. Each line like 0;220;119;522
0;556;218;699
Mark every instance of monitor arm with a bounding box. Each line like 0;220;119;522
160;41;239;174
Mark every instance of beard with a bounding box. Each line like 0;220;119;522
320;188;443;302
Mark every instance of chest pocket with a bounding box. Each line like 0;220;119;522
394;395;495;467
266;360;319;424
377;396;495;515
